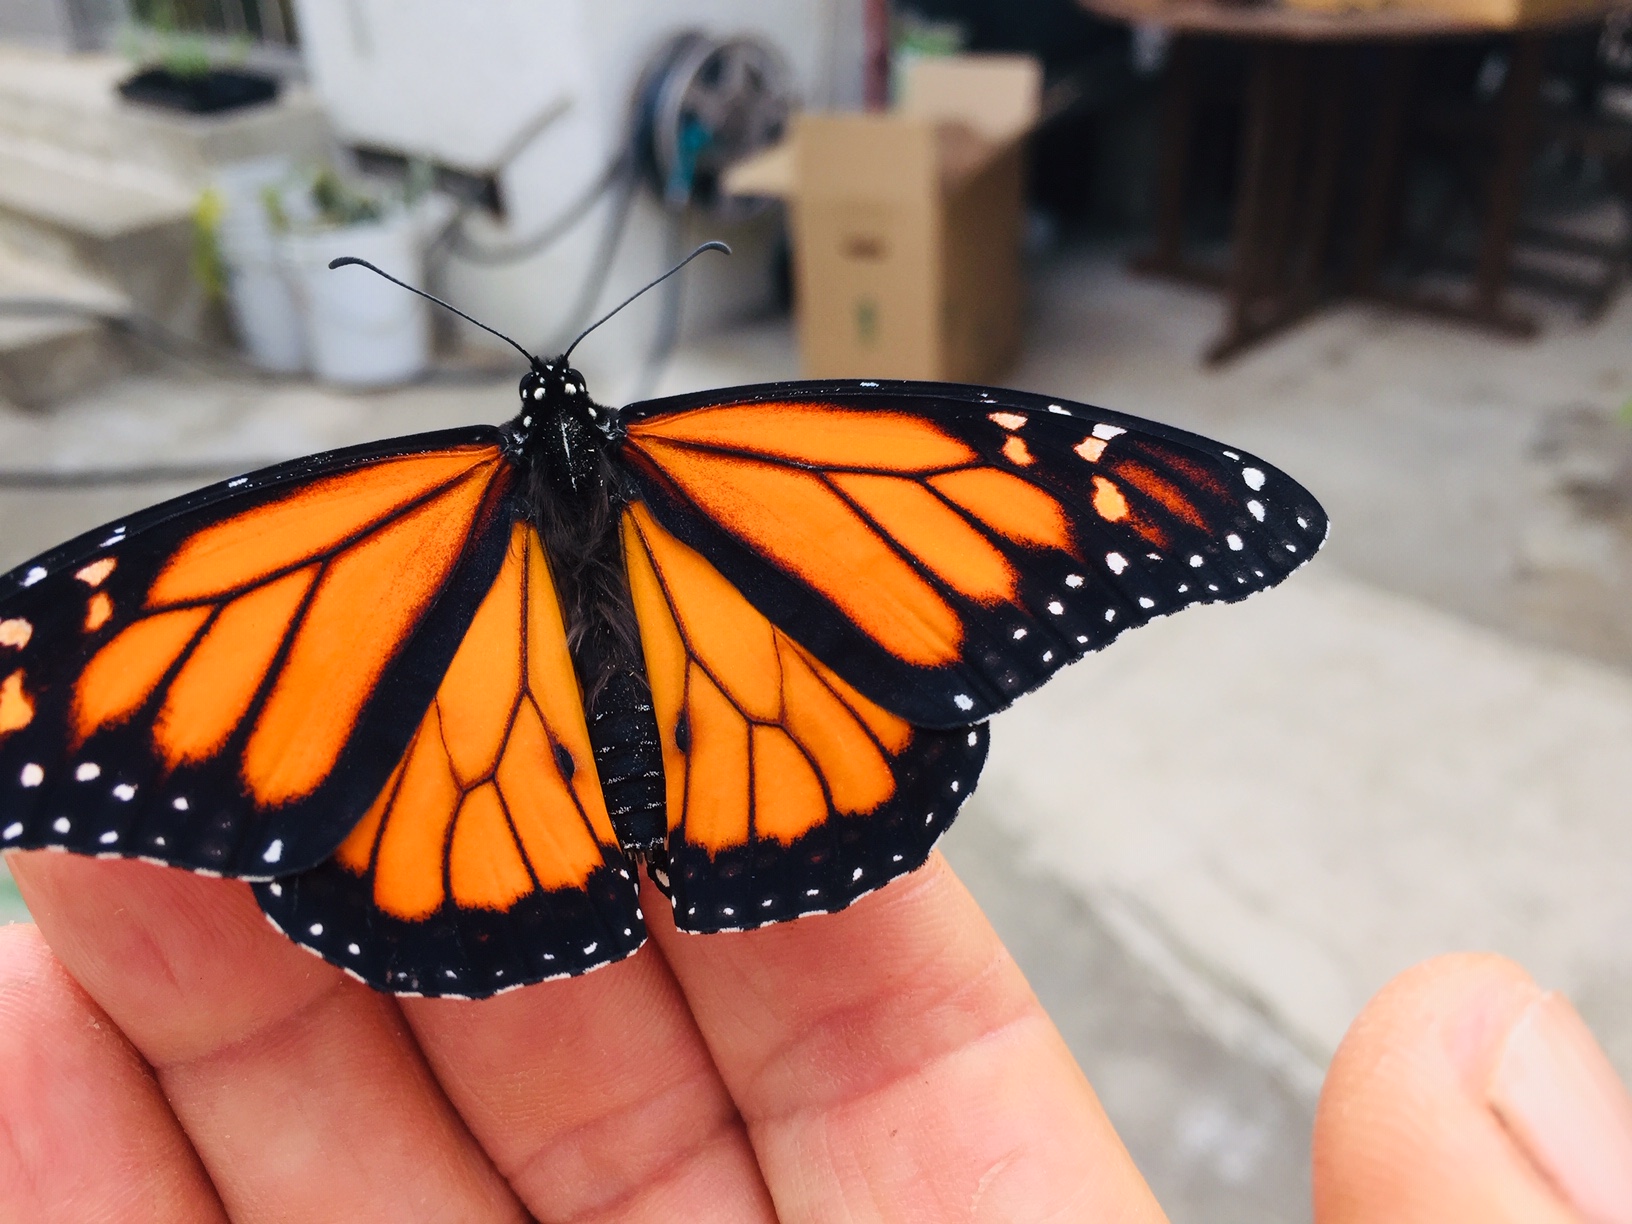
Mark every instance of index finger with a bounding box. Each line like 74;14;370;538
647;853;1167;1222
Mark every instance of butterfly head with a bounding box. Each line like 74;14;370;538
516;357;615;438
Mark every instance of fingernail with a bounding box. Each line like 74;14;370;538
1488;991;1632;1224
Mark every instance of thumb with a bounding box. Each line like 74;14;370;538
1314;953;1632;1224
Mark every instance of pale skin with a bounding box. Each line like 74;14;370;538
0;849;1626;1223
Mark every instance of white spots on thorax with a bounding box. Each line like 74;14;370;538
52;816;70;834
0;619;32;649
532;385;546;400
1226;533;1243;551
851;866;864;881
19;763;43;787
1074;437;1107;463
227;477;248;488
75;558;116;587
1106;552;1128;574
1243;467;1266;491
1092;423;1126;441
1012;627;1027;640
1138;596;1156;609
1247;500;1266;522
521;415;532;427
988;411;1027;430
75;762;100;782
1065;574;1084;588
112;783;135;801
98;830;118;845
172;796;188;811
308;923;323;936
1047;600;1063;615
953;693;974;711
21;567;46;588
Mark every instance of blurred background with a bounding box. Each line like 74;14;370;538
1;0;1630;1219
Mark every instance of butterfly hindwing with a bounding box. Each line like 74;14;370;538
618;381;1328;727
622;501;987;935
254;519;645;997
0;428;515;878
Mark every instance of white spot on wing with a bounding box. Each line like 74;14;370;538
852;867;864;881
953;694;974;711
1139;597;1156;609
988;411;1027;430
1243;468;1266;490
1047;403;1068;414
1106;552;1128;574
1012;627;1027;640
75;763;100;781
1092;423;1126;440
263;839;283;864
1248;500;1265;521
20;763;43;787
268;882;282;896
348;943;361;955
22;567;46;587
583;942;598;954
1;822;20;840
227;477;248;488
308;923;323;936
0;619;32;649
967;730;978;745
1047;600;1063;615
112;783;135;801
1227;534;1243;551
172;796;188;811
1065;574;1084;587
52;816;70;834
98;830;117;845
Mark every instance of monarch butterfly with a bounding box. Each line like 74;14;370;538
0;247;1326;998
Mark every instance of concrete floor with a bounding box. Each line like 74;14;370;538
3;243;1630;1222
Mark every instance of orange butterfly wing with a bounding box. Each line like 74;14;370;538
255;520;645;995
622;502;985;933
0;430;516;877
618;383;1327;726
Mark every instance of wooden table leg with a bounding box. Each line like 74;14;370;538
1132;35;1197;278
1354;43;1416;296
1471;33;1543;331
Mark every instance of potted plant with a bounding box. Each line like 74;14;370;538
117;3;280;115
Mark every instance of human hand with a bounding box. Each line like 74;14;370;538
1;850;1629;1223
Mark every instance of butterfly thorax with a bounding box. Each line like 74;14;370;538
509;360;669;866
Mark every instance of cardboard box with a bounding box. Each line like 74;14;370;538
724;55;1041;382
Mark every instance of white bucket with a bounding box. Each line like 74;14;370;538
214;157;308;374
282;211;429;387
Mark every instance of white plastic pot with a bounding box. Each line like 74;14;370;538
215;157;307;374
281;211;429;387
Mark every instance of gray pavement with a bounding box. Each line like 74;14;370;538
2;241;1629;1222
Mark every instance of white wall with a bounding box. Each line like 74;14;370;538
291;0;865;398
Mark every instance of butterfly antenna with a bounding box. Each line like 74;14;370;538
562;240;730;361
327;256;537;363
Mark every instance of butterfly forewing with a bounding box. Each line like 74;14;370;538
622;501;987;933
0;429;514;878
255;519;644;997
618;381;1328;727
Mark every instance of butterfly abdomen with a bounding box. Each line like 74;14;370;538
587;670;667;858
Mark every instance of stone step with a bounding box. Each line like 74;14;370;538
0;140;209;342
0;242;132;410
0;44;328;191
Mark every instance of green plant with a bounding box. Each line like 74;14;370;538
309;169;384;227
191;186;228;300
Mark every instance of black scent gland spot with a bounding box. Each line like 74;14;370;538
554;743;576;781
674;712;691;754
